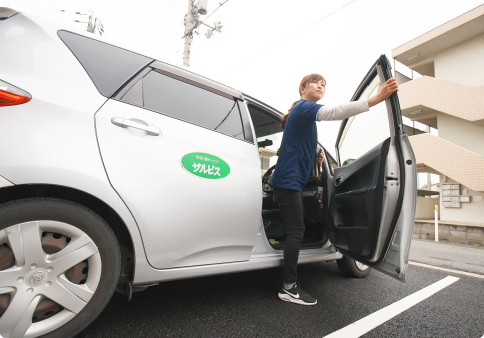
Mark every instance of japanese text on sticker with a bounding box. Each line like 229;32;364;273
192;162;221;176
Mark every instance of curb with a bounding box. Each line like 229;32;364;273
412;238;484;250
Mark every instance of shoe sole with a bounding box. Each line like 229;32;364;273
278;293;317;306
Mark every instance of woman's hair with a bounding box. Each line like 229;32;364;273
281;73;326;129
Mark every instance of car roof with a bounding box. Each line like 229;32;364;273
10;8;246;101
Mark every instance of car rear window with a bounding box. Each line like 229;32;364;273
58;30;153;97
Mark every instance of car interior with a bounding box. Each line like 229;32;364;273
330;138;391;257
247;101;333;250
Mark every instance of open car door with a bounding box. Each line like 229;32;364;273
330;55;417;282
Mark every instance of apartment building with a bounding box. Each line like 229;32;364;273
392;4;484;226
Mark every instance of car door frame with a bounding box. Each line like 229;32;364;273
333;55;416;281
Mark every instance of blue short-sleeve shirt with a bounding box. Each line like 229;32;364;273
271;100;322;191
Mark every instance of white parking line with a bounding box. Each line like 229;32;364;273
410;261;484;279
322;276;459;338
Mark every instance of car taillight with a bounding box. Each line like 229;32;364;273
0;80;31;107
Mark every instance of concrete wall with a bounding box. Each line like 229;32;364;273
439;175;484;225
437;114;484;156
414;221;484;246
434;33;484;87
416;196;439;219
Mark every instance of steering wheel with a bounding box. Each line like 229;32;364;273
262;164;276;193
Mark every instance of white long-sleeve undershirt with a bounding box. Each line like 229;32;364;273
316;98;369;121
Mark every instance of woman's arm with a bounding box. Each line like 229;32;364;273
316;99;369;121
316;78;399;122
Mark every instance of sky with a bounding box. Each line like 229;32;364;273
3;0;484;157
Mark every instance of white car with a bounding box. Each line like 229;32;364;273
0;7;416;338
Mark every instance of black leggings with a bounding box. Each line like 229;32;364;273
273;187;305;284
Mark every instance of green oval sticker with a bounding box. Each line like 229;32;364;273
181;152;230;180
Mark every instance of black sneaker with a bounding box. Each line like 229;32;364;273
278;284;317;305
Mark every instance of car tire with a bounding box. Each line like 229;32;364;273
0;198;121;338
336;255;372;278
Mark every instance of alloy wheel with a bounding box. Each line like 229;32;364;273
0;220;101;338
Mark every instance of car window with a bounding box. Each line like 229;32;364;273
121;78;143;106
337;78;390;167
245;104;283;174
122;70;245;140
325;151;338;175
258;131;283;173
57;30;153;97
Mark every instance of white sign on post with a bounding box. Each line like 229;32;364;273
434;205;439;242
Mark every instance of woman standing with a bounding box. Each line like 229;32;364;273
272;73;398;305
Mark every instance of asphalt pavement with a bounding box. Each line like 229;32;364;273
78;241;484;338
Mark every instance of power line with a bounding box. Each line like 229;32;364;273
203;0;229;21
10;0;103;34
155;0;231;66
144;0;184;43
194;0;229;36
216;0;358;78
168;0;184;12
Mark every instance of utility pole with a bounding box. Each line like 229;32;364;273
86;12;103;35
182;0;226;67
183;1;195;67
62;10;104;36
87;12;94;33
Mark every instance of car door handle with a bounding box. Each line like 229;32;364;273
111;117;160;136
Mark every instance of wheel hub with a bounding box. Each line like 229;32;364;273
29;270;46;285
